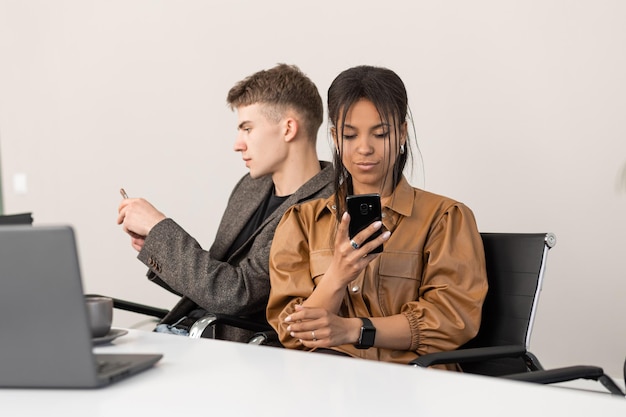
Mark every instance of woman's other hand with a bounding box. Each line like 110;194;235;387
284;305;361;347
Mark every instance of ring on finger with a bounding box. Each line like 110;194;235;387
312;331;317;341
350;239;359;250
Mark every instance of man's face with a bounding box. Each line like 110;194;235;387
233;103;288;179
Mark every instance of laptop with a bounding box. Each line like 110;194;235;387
0;225;162;388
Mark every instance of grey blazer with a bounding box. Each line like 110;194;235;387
137;161;334;342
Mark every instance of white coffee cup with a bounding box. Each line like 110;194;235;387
85;295;113;338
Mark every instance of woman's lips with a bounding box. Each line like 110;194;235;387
355;161;378;171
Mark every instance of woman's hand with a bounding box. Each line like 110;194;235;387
325;211;390;287
284;305;362;348
300;211;390;315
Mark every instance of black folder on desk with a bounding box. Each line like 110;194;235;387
0;212;33;225
0;225;162;388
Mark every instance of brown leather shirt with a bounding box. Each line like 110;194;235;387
267;177;488;365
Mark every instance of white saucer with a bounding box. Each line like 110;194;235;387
92;328;128;345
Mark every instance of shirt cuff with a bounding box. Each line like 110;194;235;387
402;310;421;352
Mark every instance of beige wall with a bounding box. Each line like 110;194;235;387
1;1;625;377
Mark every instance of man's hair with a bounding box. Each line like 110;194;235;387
227;64;323;140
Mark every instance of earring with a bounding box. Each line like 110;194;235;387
400;144;405;154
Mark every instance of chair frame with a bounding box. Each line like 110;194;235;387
411;232;625;397
412;233;555;372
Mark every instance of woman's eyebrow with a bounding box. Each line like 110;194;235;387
342;123;390;130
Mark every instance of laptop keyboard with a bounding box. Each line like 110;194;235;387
97;360;130;374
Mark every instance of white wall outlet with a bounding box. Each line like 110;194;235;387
13;173;27;194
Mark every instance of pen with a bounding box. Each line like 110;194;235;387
120;188;129;199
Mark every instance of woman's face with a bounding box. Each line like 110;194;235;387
334;99;405;196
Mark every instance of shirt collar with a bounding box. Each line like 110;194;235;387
382;176;414;217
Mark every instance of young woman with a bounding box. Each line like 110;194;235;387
266;65;488;366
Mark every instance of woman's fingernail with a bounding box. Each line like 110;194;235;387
285;315;291;322
287;325;292;331
373;221;382;229
382;231;391;240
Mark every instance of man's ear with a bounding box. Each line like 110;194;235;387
283;117;298;143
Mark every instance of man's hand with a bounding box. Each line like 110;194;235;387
117;198;166;251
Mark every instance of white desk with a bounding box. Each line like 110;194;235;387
1;329;625;416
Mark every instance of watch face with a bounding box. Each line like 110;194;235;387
360;327;375;347
355;318;376;349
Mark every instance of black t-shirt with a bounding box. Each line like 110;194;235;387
225;187;289;260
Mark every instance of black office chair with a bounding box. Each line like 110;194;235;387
411;232;625;396
87;295;274;340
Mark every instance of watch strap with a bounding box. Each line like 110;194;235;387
354;317;376;349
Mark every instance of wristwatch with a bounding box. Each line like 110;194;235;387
354;317;376;349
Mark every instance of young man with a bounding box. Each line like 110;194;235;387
117;64;333;343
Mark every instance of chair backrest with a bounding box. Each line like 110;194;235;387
461;232;556;375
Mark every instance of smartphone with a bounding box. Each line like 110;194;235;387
346;193;383;254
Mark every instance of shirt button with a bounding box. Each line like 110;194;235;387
351;285;360;293
331;205;336;210
381;213;386;218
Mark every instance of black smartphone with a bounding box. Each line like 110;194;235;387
346;193;383;254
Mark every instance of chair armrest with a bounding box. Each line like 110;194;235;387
503;366;625;396
248;329;279;345
210;313;274;333
85;294;169;319
86;294;274;341
188;313;274;339
410;345;528;367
